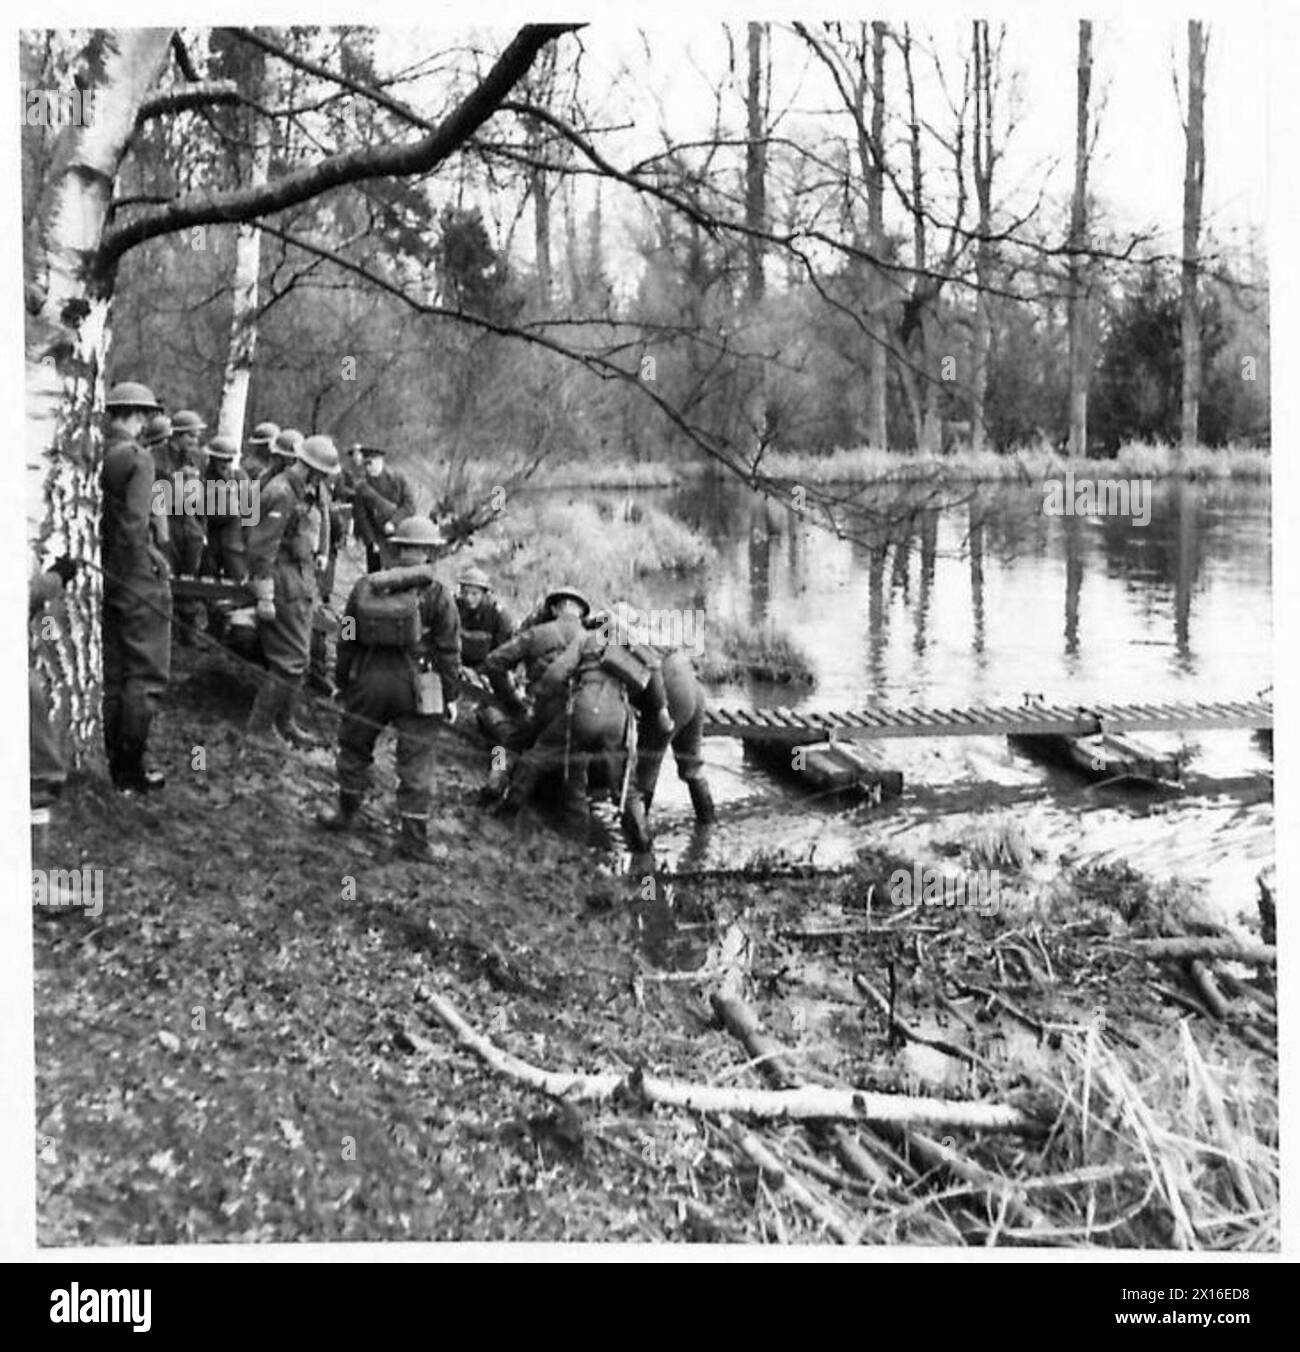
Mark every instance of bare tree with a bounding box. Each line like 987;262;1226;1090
1067;20;1093;457
1179;21;1209;446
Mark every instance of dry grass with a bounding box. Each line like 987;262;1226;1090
756;440;1271;486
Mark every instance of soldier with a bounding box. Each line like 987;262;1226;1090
455;566;515;671
243;434;340;747
494;622;652;849
352;446;416;573
163;409;209;643
142;412;172;470
480;586;591;753
199;434;249;582
610;604;716;824
242;421;280;482
258;427;304;490
308;459;347;696
319;517;460;863
100;381;171;791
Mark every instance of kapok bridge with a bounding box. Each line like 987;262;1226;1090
702;697;1274;743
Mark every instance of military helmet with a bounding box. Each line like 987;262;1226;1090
458;566;490;590
104;381;161;412
360;444;388;462
390;517;443;548
546;585;591;618
141;413;173;447
273;428;304;457
171;409;206;434
298;435;340;475
206;435;239;461
247;421;280;447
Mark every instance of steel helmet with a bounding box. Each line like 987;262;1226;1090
546;585;591;618
273;428;304;457
360;445;388;462
247;421;280;447
458;566;490;590
206;435;239;461
171;409;206;434
141;413;173;447
298;435;340;475
104;381;161;412
390;517;443;548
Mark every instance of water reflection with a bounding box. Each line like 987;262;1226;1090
673;478;1271;709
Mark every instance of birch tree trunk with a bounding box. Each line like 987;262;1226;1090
1067;21;1093;458
970;21;994;454
1180;22;1208;448
217;130;272;439
25;29;172;767
867;21;888;451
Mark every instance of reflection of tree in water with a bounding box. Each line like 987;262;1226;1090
968;500;986;659
914;508;938;656
1063;511;1084;666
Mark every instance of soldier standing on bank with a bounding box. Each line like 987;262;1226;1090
242;421;280;482
199;434;249;582
243;434;340;747
319;517;461;863
351;446;416;573
164;409;209;643
100;381;172;791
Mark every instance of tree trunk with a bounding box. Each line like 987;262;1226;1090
867;21;888;451
971;21;994;454
1180;22;1208;447
25;29;173;769
1067;21;1093;458
217;93;272;440
744;21;767;304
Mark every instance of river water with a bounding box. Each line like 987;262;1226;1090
563;477;1272;922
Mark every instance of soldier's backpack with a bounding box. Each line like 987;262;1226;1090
351;565;433;647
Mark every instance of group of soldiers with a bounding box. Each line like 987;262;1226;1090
65;378;717;862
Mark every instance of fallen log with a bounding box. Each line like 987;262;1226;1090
417;985;1036;1132
1185;960;1230;1020
1131;937;1275;965
907;1130;1050;1237
855;973;994;1073
710;990;896;1191
718;1117;861;1245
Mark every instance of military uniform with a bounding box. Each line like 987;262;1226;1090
633;648;714;821
334;568;461;821
502;628;649;844
457;594;515;670
29;570;69;806
480;613;586;749
102;419;173;784
200;458;250;582
245;466;321;682
352;466;416;572
158;424;207;641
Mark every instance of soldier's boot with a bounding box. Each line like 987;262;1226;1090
476;757;514;807
620;794;654;853
687;777;717;825
307;628;334;697
276;684;317;749
113;736;165;793
317;790;363;832
491;756;542;818
397;815;436;863
244;679;288;746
